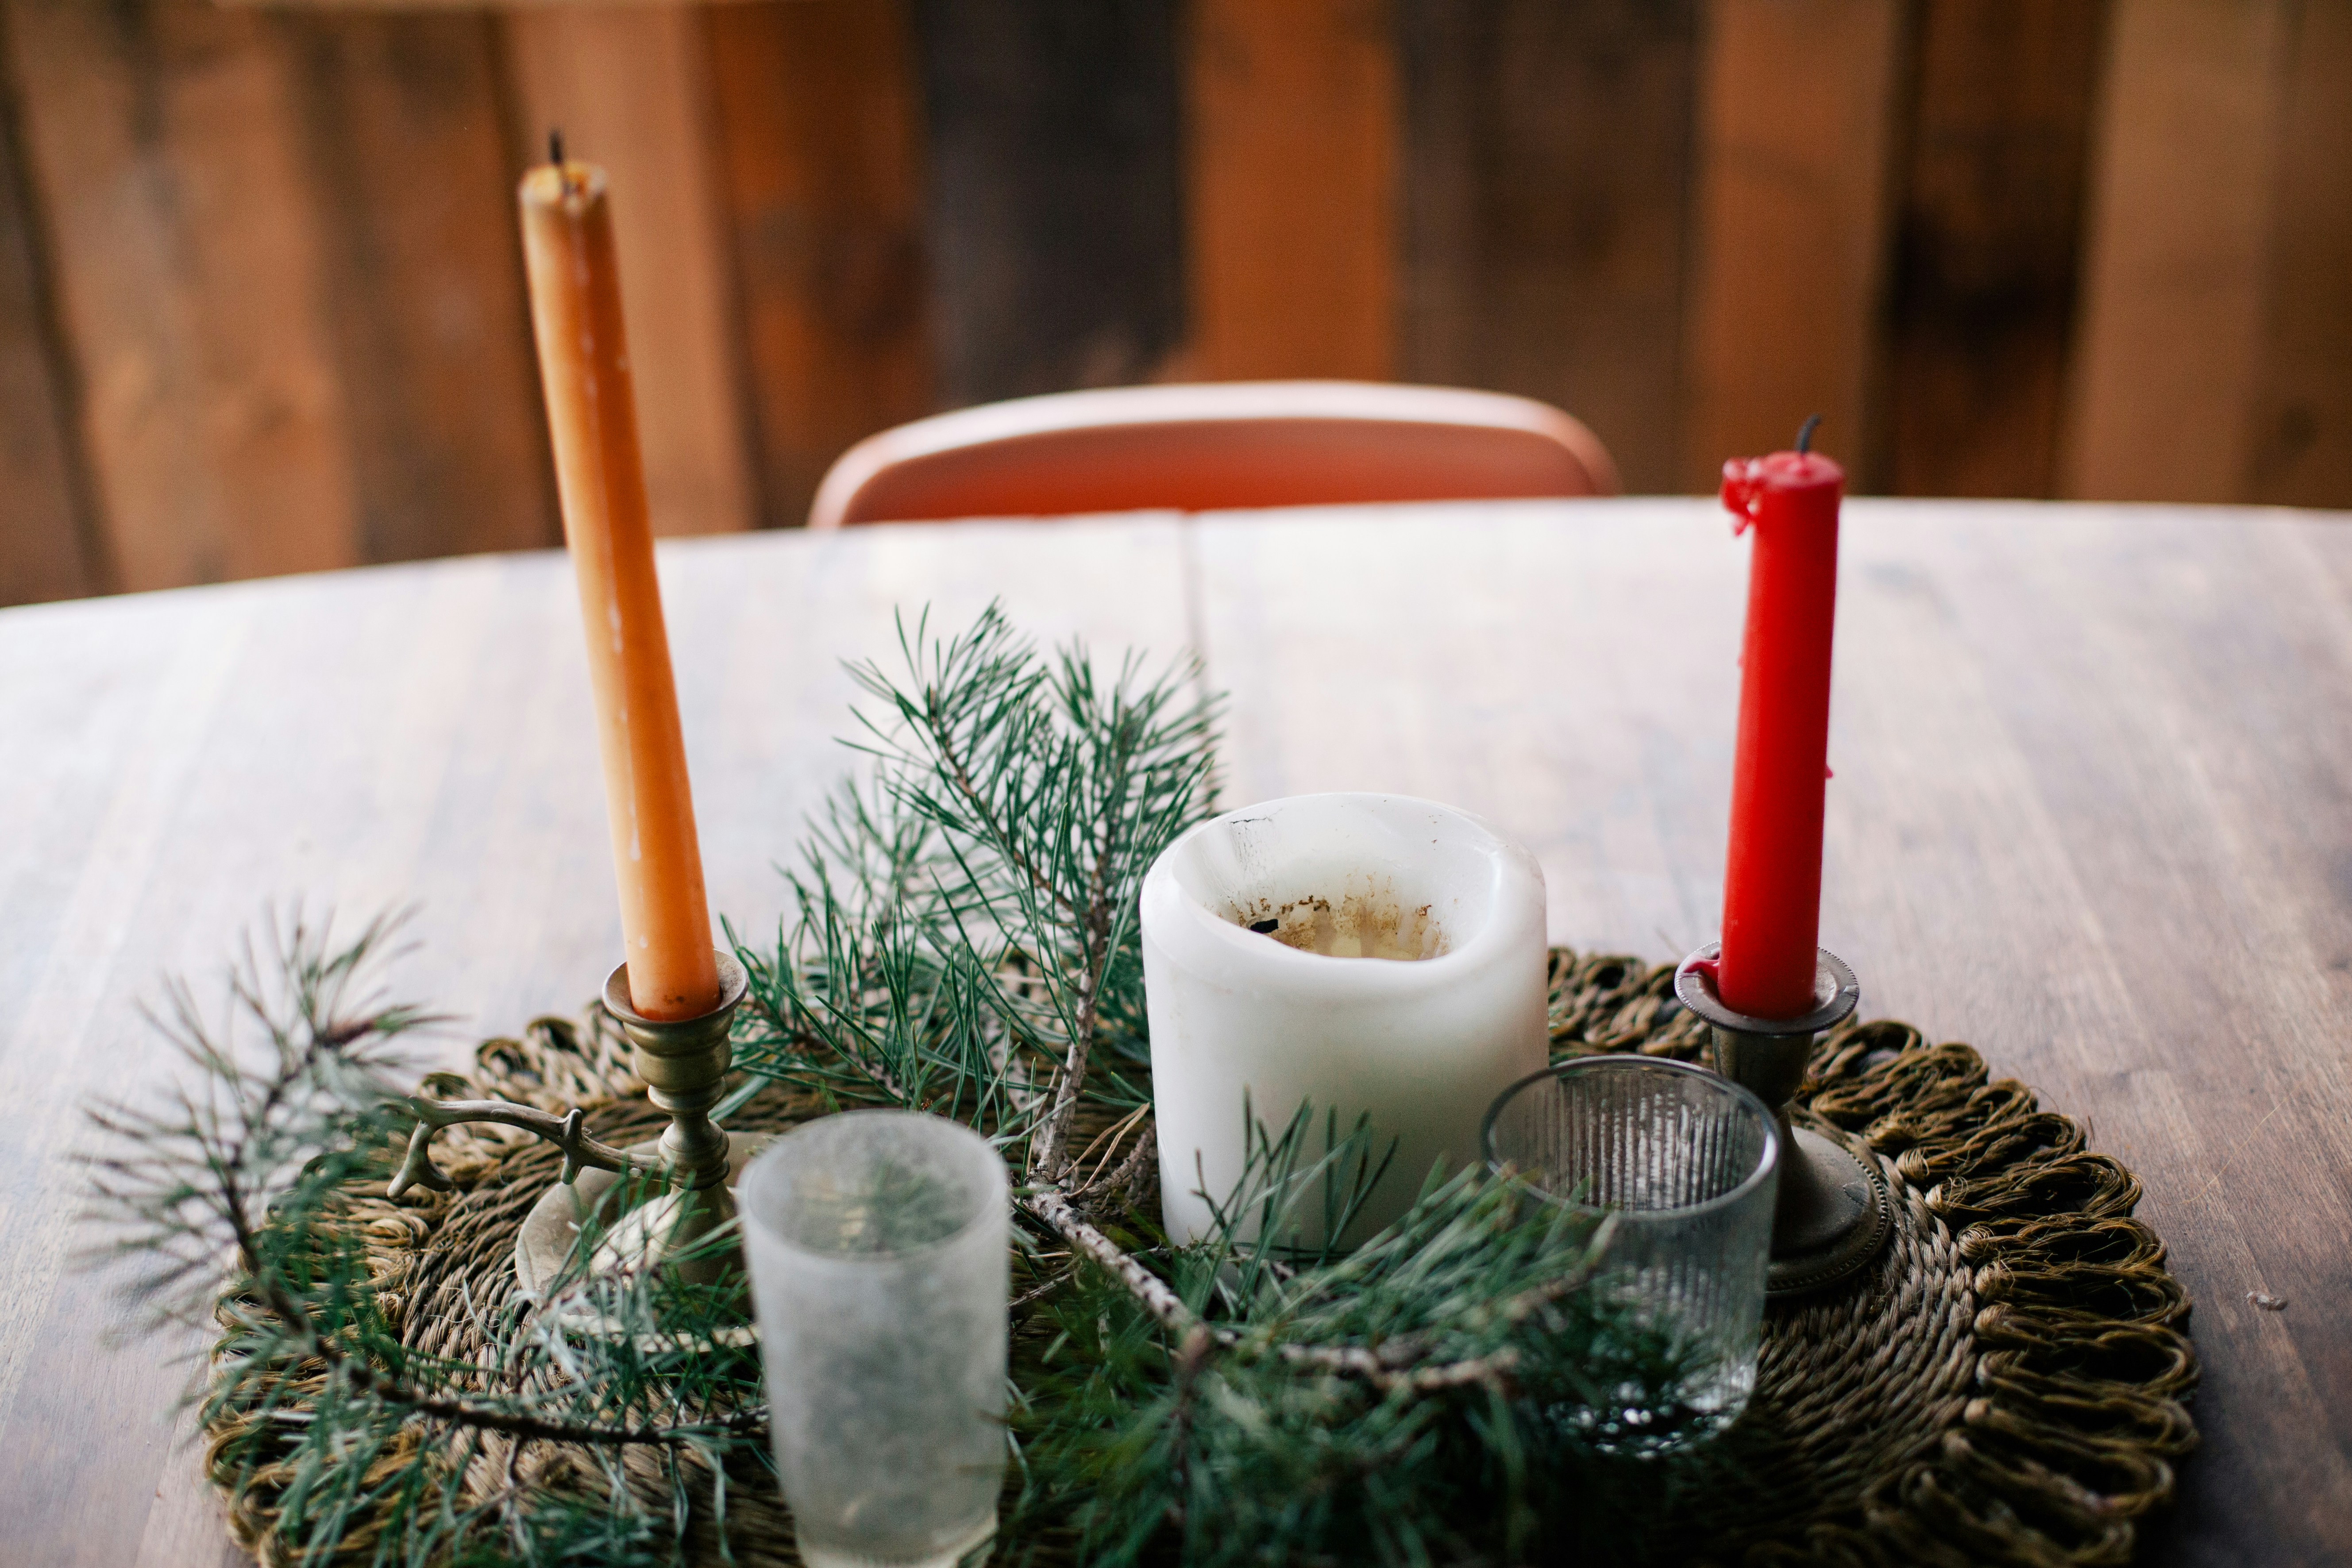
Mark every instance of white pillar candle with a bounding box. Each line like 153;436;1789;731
1141;792;1550;1248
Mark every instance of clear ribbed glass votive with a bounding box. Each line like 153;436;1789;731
740;1112;1010;1568
1482;1057;1779;1452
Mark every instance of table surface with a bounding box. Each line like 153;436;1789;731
1;498;2346;1567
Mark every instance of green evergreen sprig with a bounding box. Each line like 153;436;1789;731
88;605;1708;1568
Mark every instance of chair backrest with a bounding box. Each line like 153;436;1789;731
807;380;1619;528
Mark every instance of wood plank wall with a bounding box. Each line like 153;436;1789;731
1682;0;1908;490
505;5;755;536
0;6;100;601
913;0;1186;405
1880;0;2106;500
1398;0;1700;493
707;0;931;526
1189;0;1395;384
1;0;2347;608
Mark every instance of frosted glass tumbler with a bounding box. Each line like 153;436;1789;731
1483;1057;1779;1451
740;1112;1010;1568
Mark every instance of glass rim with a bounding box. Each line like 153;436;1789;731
739;1108;1011;1263
1479;1055;1782;1222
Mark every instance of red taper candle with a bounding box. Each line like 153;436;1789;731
1716;431;1843;1020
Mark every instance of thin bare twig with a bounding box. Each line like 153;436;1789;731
1032;793;1126;1179
1073;1112;1157;1203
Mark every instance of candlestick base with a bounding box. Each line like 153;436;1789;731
513;1128;778;1301
1675;943;1892;1298
387;949;759;1299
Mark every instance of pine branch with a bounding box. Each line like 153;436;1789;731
918;672;1080;923
88;913;779;1564
1022;1168;1610;1396
192;930;765;1455
224;1185;756;1451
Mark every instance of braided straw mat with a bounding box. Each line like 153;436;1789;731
207;949;2198;1567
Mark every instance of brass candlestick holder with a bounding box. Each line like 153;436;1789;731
389;948;774;1292
1675;942;1892;1296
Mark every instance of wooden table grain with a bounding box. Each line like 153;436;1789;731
0;500;2344;1567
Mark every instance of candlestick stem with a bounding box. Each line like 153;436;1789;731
1676;943;1891;1296
598;950;748;1286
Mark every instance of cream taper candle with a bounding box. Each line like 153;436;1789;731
1141;793;1549;1248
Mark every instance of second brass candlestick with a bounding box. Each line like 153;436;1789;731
1676;942;1891;1297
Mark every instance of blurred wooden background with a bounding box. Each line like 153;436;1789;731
2;0;2347;607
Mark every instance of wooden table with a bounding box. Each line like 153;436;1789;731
1;499;2344;1567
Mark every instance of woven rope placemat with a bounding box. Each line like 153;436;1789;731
206;949;2198;1566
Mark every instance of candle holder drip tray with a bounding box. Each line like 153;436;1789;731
203;949;2198;1568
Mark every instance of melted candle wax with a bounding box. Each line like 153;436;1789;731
1239;894;1450;962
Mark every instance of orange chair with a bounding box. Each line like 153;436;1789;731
806;380;1619;528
